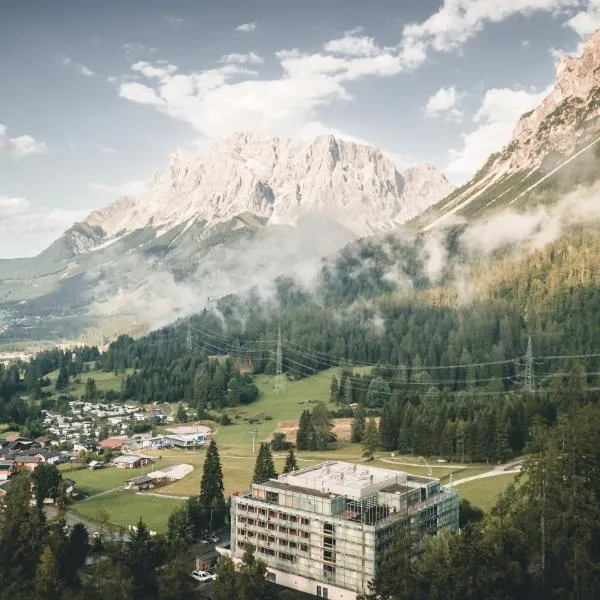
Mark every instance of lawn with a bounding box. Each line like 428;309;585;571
212;370;339;453
44;368;133;398
456;473;520;512
58;367;511;530
61;460;171;496
72;491;184;533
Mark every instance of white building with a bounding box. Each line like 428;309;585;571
227;461;459;599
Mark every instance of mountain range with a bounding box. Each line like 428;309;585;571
2;29;600;345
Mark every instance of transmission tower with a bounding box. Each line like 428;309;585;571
186;322;192;352
274;325;284;393
249;428;259;454
525;336;535;393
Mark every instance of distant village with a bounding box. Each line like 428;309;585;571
0;397;212;502
43;400;167;443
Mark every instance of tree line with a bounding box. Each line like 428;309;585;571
359;403;600;600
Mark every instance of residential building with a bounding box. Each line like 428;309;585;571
227;461;459;600
125;475;153;491
73;440;100;456
113;455;154;469
161;432;209;449
0;460;16;481
100;437;127;451
13;456;43;471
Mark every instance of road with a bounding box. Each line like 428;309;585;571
451;463;522;487
44;505;100;534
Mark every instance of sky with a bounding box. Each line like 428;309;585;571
0;0;599;258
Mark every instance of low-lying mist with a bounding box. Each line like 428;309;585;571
84;180;600;335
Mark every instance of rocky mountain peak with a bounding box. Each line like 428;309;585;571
499;29;600;174
78;133;454;252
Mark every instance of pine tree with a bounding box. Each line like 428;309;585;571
296;410;312;451
283;448;298;474
351;404;366;443
363;417;379;460
200;439;224;507
252;443;277;483
35;547;61;600
378;401;398;451
55;363;69;391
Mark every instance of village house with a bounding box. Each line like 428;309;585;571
13;456;43;471
113;455;154;469
125;475;153;491
100;437;127;451
73;440;100;456
0;460;16;481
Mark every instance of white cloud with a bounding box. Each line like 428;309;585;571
235;21;257;32
0;196;87;258
401;0;579;62
131;60;178;79
324;34;382;57
90;180;147;196
97;144;118;154
0;124;47;158
522;39;531;46
0;196;31;216
62;56;95;77
425;86;464;120
445;86;549;183
115;1;584;145
564;0;600;36
119;82;164;106
221;52;264;65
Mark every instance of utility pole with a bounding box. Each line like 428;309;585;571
274;325;283;394
249;428;259;454
186;322;192;352
525;336;535;393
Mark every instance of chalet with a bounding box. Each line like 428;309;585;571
13;456;43;471
125;475;153;491
31;451;62;465
0;460;16;481
0;438;40;456
100;437;127;451
73;440;100;456
113;455;154;469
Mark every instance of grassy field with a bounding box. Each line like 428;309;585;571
212;371;339;452
72;491;185;533
45;368;133;398
455;474;520;512
62;368;517;529
61;460;171;496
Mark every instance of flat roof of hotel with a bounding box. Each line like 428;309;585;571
273;461;436;501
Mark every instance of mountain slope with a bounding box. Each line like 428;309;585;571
72;133;453;254
416;29;600;231
0;134;453;343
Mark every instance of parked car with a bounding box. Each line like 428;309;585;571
209;534;220;543
191;570;217;583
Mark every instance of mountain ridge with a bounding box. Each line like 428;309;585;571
72;132;454;254
416;28;600;231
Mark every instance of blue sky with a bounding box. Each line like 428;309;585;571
0;0;598;257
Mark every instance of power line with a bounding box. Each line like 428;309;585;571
274;325;283;394
525;336;535;393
